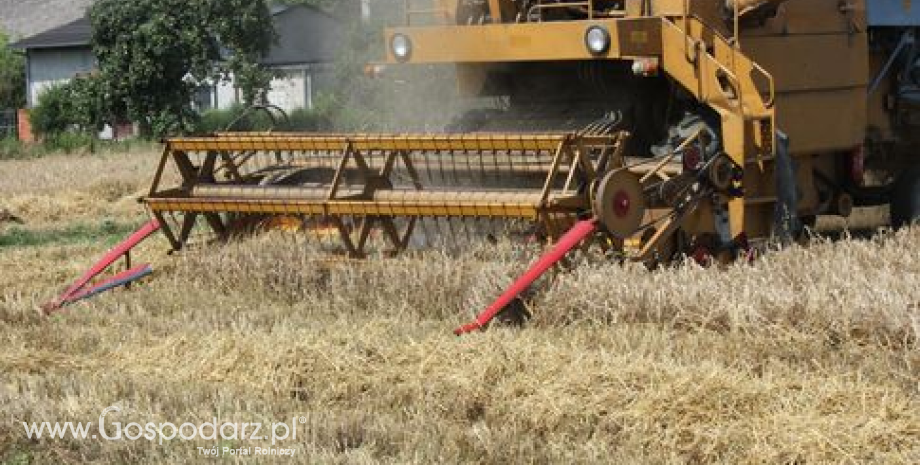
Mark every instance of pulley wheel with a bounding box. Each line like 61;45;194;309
707;155;736;191
593;169;647;239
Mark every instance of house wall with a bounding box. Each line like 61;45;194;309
26;47;95;107
266;69;309;113
211;64;335;113
215;80;240;111
267;64;336;112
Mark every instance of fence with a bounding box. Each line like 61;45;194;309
0;109;16;139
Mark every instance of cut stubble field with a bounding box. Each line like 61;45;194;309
0;149;919;463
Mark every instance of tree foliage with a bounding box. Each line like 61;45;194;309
89;0;275;137
29;86;71;137
30;75;110;138
0;30;26;109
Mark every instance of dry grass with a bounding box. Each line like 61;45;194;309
0;148;160;227
0;151;919;464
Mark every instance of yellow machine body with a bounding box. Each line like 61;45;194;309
143;0;917;262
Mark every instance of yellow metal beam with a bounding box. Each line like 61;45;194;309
145;198;551;220
384;18;662;63
166;134;573;153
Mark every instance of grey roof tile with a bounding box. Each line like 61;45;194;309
9;16;91;50
0;0;93;39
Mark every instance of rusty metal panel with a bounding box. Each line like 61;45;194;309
774;88;868;155
742;0;865;35
616;19;663;57
744;33;869;93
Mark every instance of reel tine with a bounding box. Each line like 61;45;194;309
490;145;499;186
461;216;474;248
478;146;488;187
422;148;434;185
421;217;436;249
449;147;459;186
436;217;449;252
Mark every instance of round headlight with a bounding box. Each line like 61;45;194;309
391;34;412;61
585;26;611;56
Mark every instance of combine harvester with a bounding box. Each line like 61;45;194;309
50;0;920;332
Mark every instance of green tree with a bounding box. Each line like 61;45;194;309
66;75;111;134
0;29;26;109
30;75;110;138
89;0;275;137
29;85;72;137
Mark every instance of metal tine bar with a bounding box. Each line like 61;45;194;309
425;217;439;250
562;150;582;194
544;214;560;244
478;146;488;188
416;217;429;249
435;144;446;185
507;145;516;185
502;147;512;190
152;211;180;251
444;140;456;186
460;216;474;247
449;145;459;186
443;213;454;249
448;216;462;253
462;144;474;186
491;144;500;186
421;147;434;187
432;217;446;252
639;127;702;184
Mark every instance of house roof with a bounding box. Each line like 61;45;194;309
261;5;343;66
9;16;91;50
9;4;343;65
0;0;93;40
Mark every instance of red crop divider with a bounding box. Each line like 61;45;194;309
64;265;154;305
454;218;598;335
43;219;161;313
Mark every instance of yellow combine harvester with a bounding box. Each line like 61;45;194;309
49;1;920;323
143;0;919;258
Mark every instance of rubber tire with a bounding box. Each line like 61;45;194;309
891;165;920;228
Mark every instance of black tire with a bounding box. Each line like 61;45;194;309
891;164;920;228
